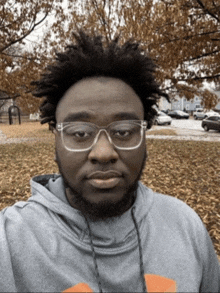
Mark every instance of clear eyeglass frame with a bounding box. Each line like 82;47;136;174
56;120;147;152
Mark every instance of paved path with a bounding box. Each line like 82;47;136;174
147;126;220;142
0;129;40;144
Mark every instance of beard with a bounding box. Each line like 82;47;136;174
56;150;147;222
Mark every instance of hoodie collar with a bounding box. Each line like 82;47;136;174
30;174;154;247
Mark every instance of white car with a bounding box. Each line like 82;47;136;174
154;111;172;125
193;109;220;120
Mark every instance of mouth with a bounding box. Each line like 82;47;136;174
87;171;122;189
87;177;121;189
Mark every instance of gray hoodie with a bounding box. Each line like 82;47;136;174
0;174;219;292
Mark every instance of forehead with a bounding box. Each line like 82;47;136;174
56;77;144;124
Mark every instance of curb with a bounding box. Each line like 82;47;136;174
146;135;220;142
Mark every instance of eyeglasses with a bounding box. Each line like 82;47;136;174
56;120;147;152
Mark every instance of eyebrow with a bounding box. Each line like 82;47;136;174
63;112;91;122
113;112;141;120
63;111;140;123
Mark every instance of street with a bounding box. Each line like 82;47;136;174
148;117;220;141
171;118;204;130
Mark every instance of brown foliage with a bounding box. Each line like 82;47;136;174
64;0;220;108
142;139;220;259
1;0;220;113
0;0;65;113
146;128;177;136
0;122;53;138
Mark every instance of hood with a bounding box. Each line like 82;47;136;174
29;174;154;248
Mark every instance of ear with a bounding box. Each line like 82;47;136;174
54;153;58;163
49;125;55;133
52;128;57;134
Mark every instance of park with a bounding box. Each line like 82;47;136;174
0;1;219;290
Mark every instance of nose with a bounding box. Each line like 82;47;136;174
88;131;119;164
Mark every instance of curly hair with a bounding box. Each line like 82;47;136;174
32;30;169;129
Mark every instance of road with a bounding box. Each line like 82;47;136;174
148;118;220;142
171;118;204;130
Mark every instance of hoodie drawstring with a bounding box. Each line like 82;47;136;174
131;206;148;293
84;208;148;293
84;215;103;293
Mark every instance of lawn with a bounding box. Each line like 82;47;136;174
0;121;54;139
0;122;220;260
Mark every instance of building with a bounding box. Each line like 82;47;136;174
159;91;220;113
0;91;14;113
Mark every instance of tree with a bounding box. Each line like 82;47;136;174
0;0;65;114
53;0;219;109
147;0;220;108
0;96;9;122
1;0;220;112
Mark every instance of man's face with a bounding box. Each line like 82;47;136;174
55;77;147;221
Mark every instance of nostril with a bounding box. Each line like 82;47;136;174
91;158;117;164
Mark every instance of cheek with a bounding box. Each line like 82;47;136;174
122;144;146;174
55;139;86;175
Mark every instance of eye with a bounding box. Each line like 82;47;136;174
74;131;89;138
115;130;130;137
110;123;139;140
64;127;93;139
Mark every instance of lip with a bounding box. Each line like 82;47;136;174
87;170;122;189
87;170;122;180
87;177;121;189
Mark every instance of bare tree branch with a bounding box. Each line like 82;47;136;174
195;0;220;22
91;0;110;42
160;29;219;45
0;12;48;53
1;52;42;62
188;49;220;61
175;74;220;82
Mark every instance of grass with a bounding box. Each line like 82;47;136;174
146;128;177;136
0;122;53;139
0;122;220;260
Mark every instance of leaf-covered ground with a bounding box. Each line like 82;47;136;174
0;123;219;260
0;121;53;138
142;139;220;260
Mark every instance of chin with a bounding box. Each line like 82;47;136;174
67;183;138;222
83;187;126;204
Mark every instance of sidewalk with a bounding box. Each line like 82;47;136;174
0;129;39;144
146;127;220;142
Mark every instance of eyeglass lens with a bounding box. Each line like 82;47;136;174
61;121;143;151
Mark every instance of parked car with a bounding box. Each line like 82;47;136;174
167;110;189;119
193;109;220;120
202;116;220;131
161;109;169;114
154;111;172;125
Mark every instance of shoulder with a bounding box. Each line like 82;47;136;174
139;182;205;234
139;183;218;260
0;200;49;236
154;192;200;221
139;182;199;218
139;183;220;267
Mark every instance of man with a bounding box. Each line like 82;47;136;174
0;31;219;292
